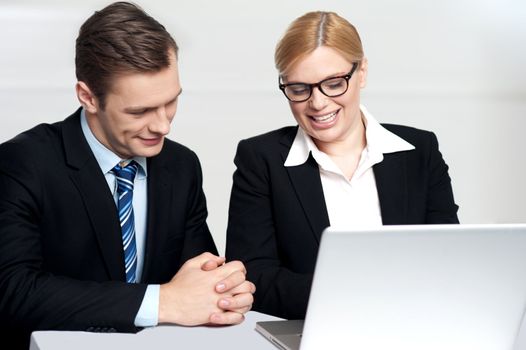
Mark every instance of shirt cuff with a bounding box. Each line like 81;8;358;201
134;284;160;327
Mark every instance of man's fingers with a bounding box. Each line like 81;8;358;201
201;257;225;271
219;260;247;275
218;292;254;312
215;269;246;293
184;252;224;269
209;311;245;325
229;305;252;315
228;280;256;295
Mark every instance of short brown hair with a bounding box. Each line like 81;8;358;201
75;2;178;109
275;11;364;76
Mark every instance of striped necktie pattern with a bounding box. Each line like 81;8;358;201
112;161;139;283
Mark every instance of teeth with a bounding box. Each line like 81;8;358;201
312;111;337;122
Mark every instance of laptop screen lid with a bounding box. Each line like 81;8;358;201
300;224;526;350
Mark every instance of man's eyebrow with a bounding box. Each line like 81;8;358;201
124;88;183;113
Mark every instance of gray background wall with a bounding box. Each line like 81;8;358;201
1;0;525;254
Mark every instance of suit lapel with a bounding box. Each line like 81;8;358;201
62;110;126;281
141;154;171;281
374;152;408;225
281;128;330;244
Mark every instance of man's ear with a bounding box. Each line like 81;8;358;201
76;81;99;114
358;57;368;89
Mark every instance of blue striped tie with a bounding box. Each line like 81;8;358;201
112;161;139;283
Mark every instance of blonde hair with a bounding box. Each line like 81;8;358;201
275;11;364;75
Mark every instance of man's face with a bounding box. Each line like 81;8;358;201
87;50;181;159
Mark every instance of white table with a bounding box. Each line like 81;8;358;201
30;311;282;350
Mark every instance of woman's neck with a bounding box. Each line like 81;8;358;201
314;113;367;180
315;113;366;158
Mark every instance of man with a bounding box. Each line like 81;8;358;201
0;2;254;349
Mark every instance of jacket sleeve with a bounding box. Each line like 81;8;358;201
226;139;311;319
424;132;459;224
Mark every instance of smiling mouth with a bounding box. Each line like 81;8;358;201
140;136;163;145
142;137;161;141
309;109;339;123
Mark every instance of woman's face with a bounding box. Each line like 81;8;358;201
283;46;367;147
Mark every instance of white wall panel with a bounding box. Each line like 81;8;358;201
1;0;525;254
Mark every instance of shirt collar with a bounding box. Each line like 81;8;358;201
284;104;415;167
80;108;147;178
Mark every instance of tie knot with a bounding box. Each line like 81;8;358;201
112;161;138;192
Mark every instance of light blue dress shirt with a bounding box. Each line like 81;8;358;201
80;109;159;327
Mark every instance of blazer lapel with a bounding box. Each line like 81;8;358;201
281;128;330;244
141;155;171;281
62;110;126;281
374;152;408;225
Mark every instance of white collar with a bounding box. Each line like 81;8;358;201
284;105;415;167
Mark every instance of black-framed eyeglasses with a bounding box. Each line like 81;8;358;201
279;63;358;103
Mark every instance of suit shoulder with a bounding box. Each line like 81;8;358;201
239;126;297;147
231;126;297;167
0;122;62;160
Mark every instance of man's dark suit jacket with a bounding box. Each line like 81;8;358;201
226;124;459;320
0;109;217;349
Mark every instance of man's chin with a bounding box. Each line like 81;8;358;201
140;147;164;158
133;141;165;158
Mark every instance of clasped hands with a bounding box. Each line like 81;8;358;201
159;252;255;326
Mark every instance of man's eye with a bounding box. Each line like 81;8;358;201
129;109;147;115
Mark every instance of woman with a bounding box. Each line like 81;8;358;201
225;11;459;319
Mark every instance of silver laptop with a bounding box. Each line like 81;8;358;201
256;224;526;350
